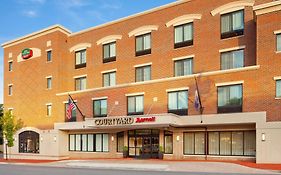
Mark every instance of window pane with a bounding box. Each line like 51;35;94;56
95;134;102;152
69;135;75;151
103;74;110;87
103;45;110;58
82;134;87;151
233;50;244;68
276;80;281;97
136;68;143;82
232;11;244;30
164;135;173;154
110;72;116;86
117;132;124;152
229;85;242;105
195;132;205;154
175;61;183;76
175;26;183;43
244;131;256;156
135;96;143;112
103;134;109;152
143;66;151;81
47;78;52;89
81;50;86;63
144;34;151;50
128;97;135;113
277;34;281;52
232;132;243;155
168;92;177;110
178;91;188;109
221;15;231;33
208;132;219;155
183;59;193;75
9;62;12;71
183;23;193;41
81;78;86;90
47;51;52;61
75;79;80;90
101;100;107;115
75;52;81;65
87;134;94;152
75;135;81;151
220;132;231;155
94;101;101;116
136;37;143;51
184;133;194;154
218;86;227;107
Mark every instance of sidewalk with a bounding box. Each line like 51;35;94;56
0;158;280;174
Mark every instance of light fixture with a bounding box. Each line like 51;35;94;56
262;133;266;141
40;137;43;141
176;135;180;141
111;136;114;142
54;136;57;142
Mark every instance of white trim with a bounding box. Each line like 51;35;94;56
7;108;14;110
45;103;52;106
8;83;13;86
45;49;52;52
215;80;244;87
8;60;13;63
92;97;108;101
73;74;87;79
166;14;202;27
56;66;259;96
166;87;189;92
2;25;71;48
69;43;91;52
101;69;117;74
276;51;281;54
74;47;86;52
274;30;281;35
253;1;281;11
63;100;77;104
219;46;246;53
96;35;122;45
211;0;254;16
46;40;52;47
125;92;145;97
45;76;52;79
275;97;281;100
128;25;158;37
172;55;194;61
134;62;152;68
274;76;281;81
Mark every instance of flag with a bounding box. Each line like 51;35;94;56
66;98;76;120
194;89;201;111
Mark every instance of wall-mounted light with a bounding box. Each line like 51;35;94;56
40;137;43;141
54;136;57;142
262;133;266;142
153;97;158;102
111;136;114;142
176;135;180;141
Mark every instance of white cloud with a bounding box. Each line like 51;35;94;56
22;10;38;18
100;3;122;10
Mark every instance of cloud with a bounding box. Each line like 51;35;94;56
22;10;38;17
100;3;122;10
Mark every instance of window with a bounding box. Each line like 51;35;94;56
93;99;107;117
47;77;52;89
75;77;86;91
221;10;244;39
103;42;116;63
164;131;173;154
136;33;151;56
47;50;52;62
47;104;52;116
8;61;13;71
168;90;188;115
8;85;12;96
103;71;116;87
174;58;193;77
75;49;86;69
218;84;242;113
277;34;281;52
135;66;151;82
117;132;124;152
208;131;256;156
276;80;281;97
65;103;77;122
221;49;244;70
174;23;193;48
184;132;205;155
127;95;144;115
69;133;109;152
19;131;39;154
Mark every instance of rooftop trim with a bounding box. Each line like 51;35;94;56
1;24;71;48
254;1;281;15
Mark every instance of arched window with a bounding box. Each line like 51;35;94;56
19;131;39;154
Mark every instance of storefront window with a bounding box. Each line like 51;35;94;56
164;131;173;154
19;131;39;154
184;132;205;155
117;132;124;152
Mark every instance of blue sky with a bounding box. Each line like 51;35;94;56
0;0;175;104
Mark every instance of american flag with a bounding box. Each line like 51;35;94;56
66;98;76;120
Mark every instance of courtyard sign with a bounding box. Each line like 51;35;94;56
21;48;33;59
136;117;156;123
94;116;157;126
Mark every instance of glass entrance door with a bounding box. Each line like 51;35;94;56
128;129;159;159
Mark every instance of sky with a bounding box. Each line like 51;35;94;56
0;0;175;104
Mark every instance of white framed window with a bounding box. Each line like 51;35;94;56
47;77;52;89
127;95;144;115
47;104;52;116
174;58;193;77
221;49;244;70
75;49;86;69
93;99;107;117
136;33;151;56
103;71;116;87
75;77;86;91
174;23;193;48
221;10;244;39
135;65;151;82
103;42;116;63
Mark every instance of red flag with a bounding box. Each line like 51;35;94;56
66;98;76;120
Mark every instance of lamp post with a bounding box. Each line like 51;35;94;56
4;139;8;160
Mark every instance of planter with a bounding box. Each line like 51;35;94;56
158;152;164;159
123;150;129;158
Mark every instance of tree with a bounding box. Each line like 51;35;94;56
0;111;23;147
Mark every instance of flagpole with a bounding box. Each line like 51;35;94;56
68;94;86;121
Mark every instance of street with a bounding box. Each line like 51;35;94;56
0;164;279;175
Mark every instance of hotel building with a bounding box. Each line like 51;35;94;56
2;0;281;163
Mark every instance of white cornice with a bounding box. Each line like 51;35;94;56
96;35;122;45
166;14;202;27
211;0;254;16
128;25;159;37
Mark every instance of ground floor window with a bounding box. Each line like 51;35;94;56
19;131;39;154
183;131;256;156
69;133;109;152
117;132;124;152
164;131;173;154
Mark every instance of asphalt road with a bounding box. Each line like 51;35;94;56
0;164;279;175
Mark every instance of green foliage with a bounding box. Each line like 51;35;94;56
0;111;23;147
159;145;164;153
0;104;3;145
123;146;128;151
